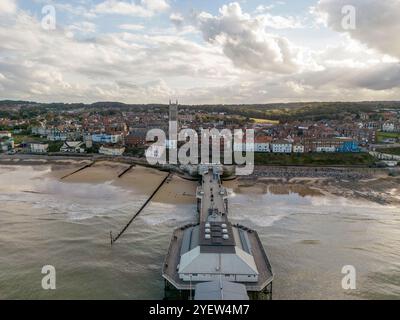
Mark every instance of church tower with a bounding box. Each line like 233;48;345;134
168;100;179;162
169;99;178;123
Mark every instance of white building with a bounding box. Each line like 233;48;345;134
92;133;122;144
31;126;49;136
293;144;305;153
254;136;271;153
271;140;292;153
99;146;125;156
316;146;336;153
178;244;259;283
382;122;397;132
233;142;254;152
255;142;270;152
0;139;14;152
47;131;68;141
60;141;85;153
30;142;48;153
84;134;93;149
0;131;12;138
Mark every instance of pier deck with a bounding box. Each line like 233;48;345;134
162;165;274;299
162;224;273;292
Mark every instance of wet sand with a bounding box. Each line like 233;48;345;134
3;156;400;206
225;180;324;197
59;161;129;183
234;174;400;205
152;175;197;204
47;161;198;205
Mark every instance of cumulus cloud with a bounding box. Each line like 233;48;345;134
93;0;169;17
66;21;97;38
260;13;304;29
292;62;400;92
255;5;275;14
142;0;169;12
170;12;184;28
351;64;400;91
0;0;400;103
195;2;300;74
0;0;16;15
53;3;95;19
0;9;236;103
119;24;145;31
315;0;400;59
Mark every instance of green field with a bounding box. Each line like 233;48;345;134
12;134;44;145
376;147;400;156
377;131;400;143
253;152;375;166
48;141;64;152
251;118;279;125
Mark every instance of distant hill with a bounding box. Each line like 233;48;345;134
1;99;400;109
1;100;400;121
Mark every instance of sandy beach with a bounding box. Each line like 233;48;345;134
47;161;198;205
1;154;399;205
234;174;400;205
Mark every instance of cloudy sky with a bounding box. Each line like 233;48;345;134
0;0;399;104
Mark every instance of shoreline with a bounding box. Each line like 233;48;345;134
0;153;395;169
0;156;399;206
0;153;395;181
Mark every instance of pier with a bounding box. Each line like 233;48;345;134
162;165;273;300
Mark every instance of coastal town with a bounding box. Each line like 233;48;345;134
1;100;400;167
2;0;400;307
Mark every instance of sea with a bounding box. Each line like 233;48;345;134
0;165;399;299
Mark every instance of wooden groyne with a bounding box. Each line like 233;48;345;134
110;172;172;245
118;164;135;178
60;161;95;180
